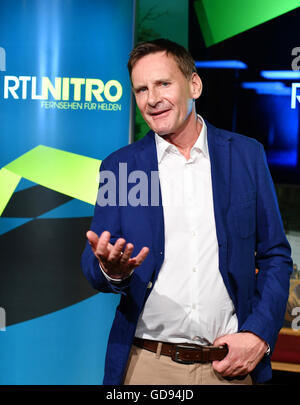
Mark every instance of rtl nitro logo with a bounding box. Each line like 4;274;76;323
291;47;300;109
0;46;123;110
1;76;122;103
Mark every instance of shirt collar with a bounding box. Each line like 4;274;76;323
155;115;208;163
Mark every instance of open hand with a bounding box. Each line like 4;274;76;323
86;230;149;280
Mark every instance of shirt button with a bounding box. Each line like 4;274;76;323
192;304;196;310
147;281;152;289
192;267;197;273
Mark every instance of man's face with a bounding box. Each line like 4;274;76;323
131;51;201;136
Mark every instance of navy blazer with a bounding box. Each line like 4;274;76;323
81;121;293;384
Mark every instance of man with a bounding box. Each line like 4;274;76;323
81;39;292;385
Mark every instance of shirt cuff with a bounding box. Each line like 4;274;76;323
99;263;133;284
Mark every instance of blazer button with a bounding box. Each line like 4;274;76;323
147;281;152;289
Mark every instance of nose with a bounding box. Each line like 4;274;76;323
147;87;161;107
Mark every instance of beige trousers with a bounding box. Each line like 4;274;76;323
123;345;252;385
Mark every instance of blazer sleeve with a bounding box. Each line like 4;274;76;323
240;142;293;351
80;157;131;295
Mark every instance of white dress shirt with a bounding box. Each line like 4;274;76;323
134;116;238;345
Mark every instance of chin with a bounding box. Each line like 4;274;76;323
146;118;172;135
156;132;170;136
152;125;173;136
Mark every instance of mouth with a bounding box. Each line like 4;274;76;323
149;109;171;118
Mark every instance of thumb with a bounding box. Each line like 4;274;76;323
212;336;230;372
213;335;229;347
86;230;99;251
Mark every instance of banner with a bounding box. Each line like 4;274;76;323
0;0;135;384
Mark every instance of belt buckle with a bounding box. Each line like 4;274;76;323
172;344;202;365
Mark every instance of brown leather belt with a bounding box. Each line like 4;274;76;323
133;337;228;364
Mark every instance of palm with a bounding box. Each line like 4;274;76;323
86;230;149;279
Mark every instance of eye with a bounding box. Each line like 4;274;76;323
161;82;169;87
136;87;147;94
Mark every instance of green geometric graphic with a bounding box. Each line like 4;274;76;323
0;168;22;216
1;145;101;216
194;0;300;47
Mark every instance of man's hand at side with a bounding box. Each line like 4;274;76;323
212;332;268;378
86;230;149;280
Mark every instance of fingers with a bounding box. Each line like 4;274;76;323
213;349;247;377
108;238;126;263
108;243;149;267
213;359;247;378
86;230;99;252
212;332;264;378
133;247;150;266
95;231;111;259
120;243;134;264
212;335;235;376
212;358;232;376
212;338;229;375
86;230;149;272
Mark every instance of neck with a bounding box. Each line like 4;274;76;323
162;111;202;160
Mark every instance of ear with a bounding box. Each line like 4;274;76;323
189;72;202;100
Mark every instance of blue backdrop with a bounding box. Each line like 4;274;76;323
0;0;135;384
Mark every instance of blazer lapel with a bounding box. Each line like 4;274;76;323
134;131;165;276
206;121;234;300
